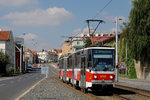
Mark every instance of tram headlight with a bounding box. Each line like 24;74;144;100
109;75;113;79
94;75;97;79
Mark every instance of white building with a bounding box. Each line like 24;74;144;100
37;50;49;62
0;31;15;66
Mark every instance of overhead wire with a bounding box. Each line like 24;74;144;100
70;0;113;39
92;0;112;19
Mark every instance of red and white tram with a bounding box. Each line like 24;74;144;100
59;47;115;92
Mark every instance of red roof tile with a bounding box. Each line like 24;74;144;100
55;49;62;53
0;31;10;40
82;33;116;43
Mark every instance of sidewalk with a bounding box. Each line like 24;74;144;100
116;77;150;91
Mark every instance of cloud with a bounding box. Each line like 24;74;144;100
71;27;89;36
0;0;38;7
2;7;74;26
100;12;127;23
21;33;51;51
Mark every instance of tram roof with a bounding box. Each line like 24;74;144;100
67;46;115;57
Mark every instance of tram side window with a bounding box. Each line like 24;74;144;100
62;59;64;68
68;56;72;68
88;50;92;68
75;52;80;68
59;60;63;69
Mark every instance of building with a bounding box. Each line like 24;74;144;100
25;49;33;64
82;33;117;45
55;49;62;59
71;38;85;53
0;31;15;69
37;50;49;62
62;41;72;56
15;37;25;72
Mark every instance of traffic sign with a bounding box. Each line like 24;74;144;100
41;67;49;75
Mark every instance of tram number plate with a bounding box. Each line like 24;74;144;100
100;75;107;78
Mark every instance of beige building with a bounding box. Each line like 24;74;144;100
62;41;72;56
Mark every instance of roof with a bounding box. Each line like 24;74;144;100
68;46;115;57
55;49;62;53
82;34;116;43
0;31;10;41
31;50;37;55
25;49;32;53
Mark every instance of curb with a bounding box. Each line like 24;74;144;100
15;76;46;100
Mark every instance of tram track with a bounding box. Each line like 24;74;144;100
53;77;102;100
53;77;150;100
115;85;150;100
48;63;150;100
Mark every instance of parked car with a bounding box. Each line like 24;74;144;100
27;64;32;72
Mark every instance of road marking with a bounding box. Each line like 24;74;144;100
15;76;46;100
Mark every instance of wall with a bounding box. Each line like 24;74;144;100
0;41;6;53
135;60;150;80
62;43;72;56
5;32;14;66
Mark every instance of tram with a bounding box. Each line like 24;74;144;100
58;47;115;92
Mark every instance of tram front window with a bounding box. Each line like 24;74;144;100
92;49;114;71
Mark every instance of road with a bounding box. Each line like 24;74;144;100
0;67;45;100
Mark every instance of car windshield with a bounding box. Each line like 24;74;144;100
92;49;114;71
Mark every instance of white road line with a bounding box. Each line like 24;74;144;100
15;76;46;100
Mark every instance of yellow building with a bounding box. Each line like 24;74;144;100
62;41;72;56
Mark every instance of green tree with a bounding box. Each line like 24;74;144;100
128;0;150;62
85;38;92;47
0;51;9;73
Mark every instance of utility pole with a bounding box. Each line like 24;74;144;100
115;16;122;82
115;16;118;82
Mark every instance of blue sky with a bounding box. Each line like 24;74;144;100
0;0;133;51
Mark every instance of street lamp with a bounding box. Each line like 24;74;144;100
115;16;122;82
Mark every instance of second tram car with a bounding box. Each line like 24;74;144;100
59;47;115;92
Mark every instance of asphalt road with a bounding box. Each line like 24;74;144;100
0;67;45;100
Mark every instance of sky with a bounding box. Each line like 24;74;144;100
0;0;133;51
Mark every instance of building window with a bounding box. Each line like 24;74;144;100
77;41;80;45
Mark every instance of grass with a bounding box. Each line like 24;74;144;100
119;74;129;78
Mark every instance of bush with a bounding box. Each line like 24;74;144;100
6;66;14;76
126;57;137;79
0;51;9;74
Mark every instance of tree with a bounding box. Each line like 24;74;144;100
0;51;9;73
128;0;150;62
85;38;92;47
